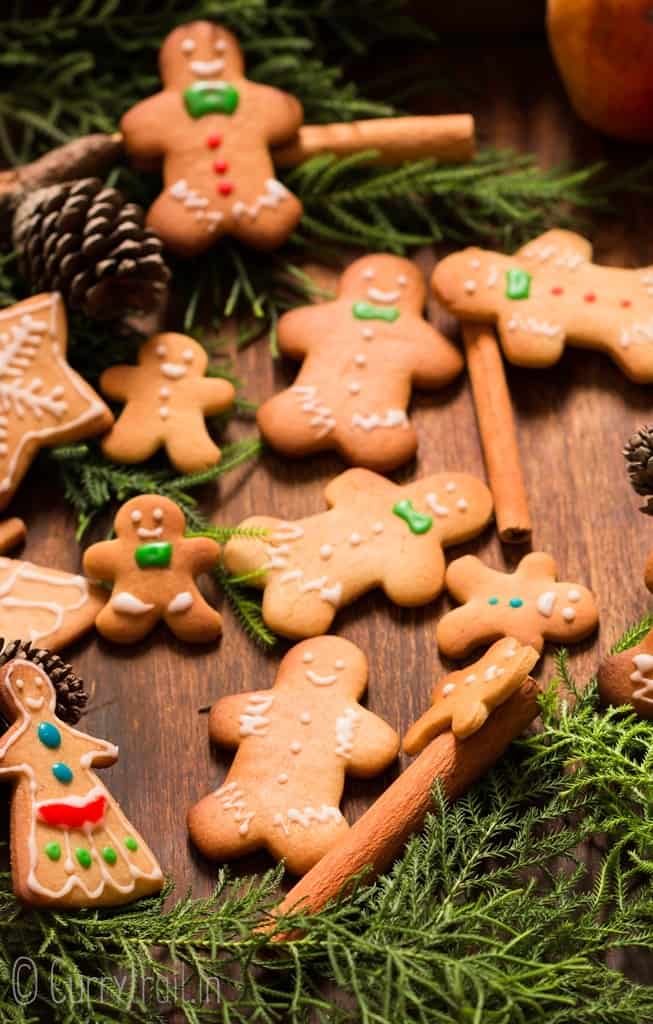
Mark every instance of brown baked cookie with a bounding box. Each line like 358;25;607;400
120;21;303;255
100;333;235;472
598;629;653;718
188;636;399;875
83;494;221;644
222;468;493;639
437;552;598;657
257;255;463;471
403;638;539;753
432;228;653;383
0;293;112;510
0;652;163;907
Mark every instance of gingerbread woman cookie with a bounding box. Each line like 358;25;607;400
436;552;598;658
432;229;653;383
222;468;493;639
188;636;399;874
100;333;235;472
257;255;463;471
82;495;221;644
598;630;653;718
403;638;539;753
0;293;112;510
120;21;303;256
0;648;163;907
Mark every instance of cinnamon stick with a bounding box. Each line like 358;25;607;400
0;518;26;554
273;115;476;167
462;323;532;544
273;677;539;922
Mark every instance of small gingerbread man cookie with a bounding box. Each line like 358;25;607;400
120;21;303;255
258;255;463;471
432;229;653;383
100;333;235;472
598;629;653;718
436;552;598;658
223;468;493;639
188;636;399;875
82;495;221;644
403;638;539;753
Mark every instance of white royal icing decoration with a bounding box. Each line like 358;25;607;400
190;58;225;76
214;781;255;836
0;559;91;645
232;179;289;221
273;805;343;835
367;286;399;303
112;592;156;615
169;179;223;232
562;607;576;622
167;591;193;614
630;654;653;705
320;544;333;560
505;316;561;338
335;707;360;758
306;669;337;686
292;384;335;438
442;683;455;696
239;694;274;737
426;493;449;517
351;409;408;432
536;591;557;618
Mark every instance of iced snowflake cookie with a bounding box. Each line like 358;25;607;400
0;293;112;510
100;333;235;472
597;630;653;718
188;636;399;874
257;255;463;471
403;638;539;754
82;494;221;644
120;21;303;255
0;646;163;907
222;468;493;639
436;552;598;658
431;228;653;383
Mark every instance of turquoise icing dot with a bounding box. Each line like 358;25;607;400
509;598;524;608
37;722;61;749
52;762;73;784
488;596;500;606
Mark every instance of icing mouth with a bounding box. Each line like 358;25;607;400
190;59;225;76
367;286;400;303
536;591;557;617
137;526;163;539
306;669;337;686
161;362;187;380
25;695;44;710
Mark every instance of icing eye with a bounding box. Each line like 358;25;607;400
181;38;196;54
152;508;164;522
362;268;374;280
130;510;142;524
567;589;581;602
215;39;227;52
182;349;194;363
302;651;314;664
397;274;407;286
35;677;43;689
155;344;166;358
335;659;345;670
445;481;456;493
15;677;23;690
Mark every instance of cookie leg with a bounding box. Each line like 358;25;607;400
147;193;223;258
257;389;335;457
101;413;161;465
163;588;222;643
381;543;446;606
95;598;161;645
497;308;566;368
337;420;418;472
262;582;338;638
164;423;222;473
232;192;303;251
187;786;262;861
266;813;350;875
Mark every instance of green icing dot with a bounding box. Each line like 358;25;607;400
352;301;400;323
392;499;433;535
509;597;524;608
488;596;500;605
135;541;172;569
505;267;532;300
45;842;61;862
76;848;92;869
124;837;138;852
102;846;117;866
183;81;239;118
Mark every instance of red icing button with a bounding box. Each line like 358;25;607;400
621;299;632;308
213;159;228;174
551;286;564;295
217;182;234;196
583;292;596;303
206;133;222;149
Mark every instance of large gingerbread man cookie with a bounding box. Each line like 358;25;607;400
257;255;463;471
82;495;221;644
120;21;303;256
432;229;653;383
188;636;399;875
100;333;235;472
222;468;493;638
436;552;598;658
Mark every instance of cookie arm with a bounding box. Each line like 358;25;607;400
346;708;399;778
277;306;323;359
0;717;31;774
407;319;464;388
208;691;263;748
251;83;304;145
186;376;236;415
323;467;397;508
180;536;221;575
82;539;121;583
99;365;140;402
120;92;178;167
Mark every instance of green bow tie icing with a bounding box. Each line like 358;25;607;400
352;301;400;323
505;267;532;300
392;499;433;535
135;541;173;569
183;81;240;118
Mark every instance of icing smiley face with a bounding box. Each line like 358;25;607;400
284;637;368;699
339;254;425;314
3;662;55;719
160;22;244;89
114;495;186;544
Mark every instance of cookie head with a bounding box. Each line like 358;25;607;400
1;659;55;720
533;583;595;634
281;637;368;699
340;255;425;313
432;249;501;318
159;21;244;89
143;333;208;379
114;495;187;543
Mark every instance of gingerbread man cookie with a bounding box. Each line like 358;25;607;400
0;293;112;510
257;255;463;471
0;649;163;907
82;495;221;644
598;630;653;718
223;468;493;639
403;638;539;753
120;21;303;256
188;636;399;874
432;229;653;383
100;333;235;472
436;552;598;658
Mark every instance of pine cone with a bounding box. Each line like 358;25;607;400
12;178;170;320
0;639;87;725
624;425;653;513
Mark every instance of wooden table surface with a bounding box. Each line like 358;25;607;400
4;32;653;900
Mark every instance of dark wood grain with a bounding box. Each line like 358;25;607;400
3;35;653;907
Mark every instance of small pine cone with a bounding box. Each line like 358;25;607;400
12;178;170;320
624;425;653;514
0;639;87;725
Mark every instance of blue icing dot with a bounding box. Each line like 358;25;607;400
488;596;500;606
38;722;61;749
509;598;524;608
52;762;73;784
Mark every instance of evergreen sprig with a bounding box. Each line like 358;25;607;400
2;620;653;1022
